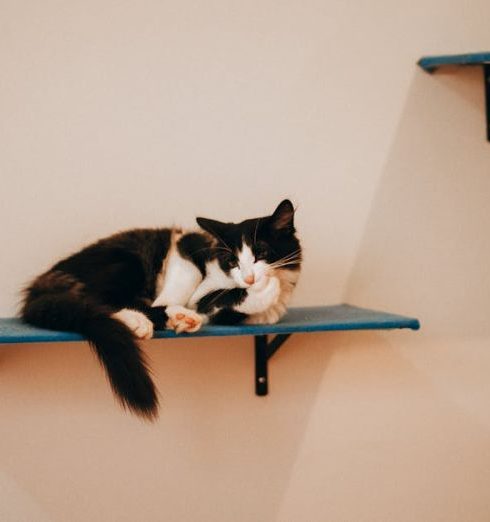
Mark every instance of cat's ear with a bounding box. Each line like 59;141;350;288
196;217;230;240
270;199;295;233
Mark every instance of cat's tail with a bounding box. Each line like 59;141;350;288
21;272;159;420
83;314;159;420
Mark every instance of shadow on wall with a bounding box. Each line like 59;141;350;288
0;333;336;522
345;65;490;338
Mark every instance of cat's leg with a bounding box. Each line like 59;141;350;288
152;248;203;308
129;300;205;334
195;279;280;317
149;246;207;333
196;277;282;325
227;277;284;325
187;260;236;308
116;303;205;335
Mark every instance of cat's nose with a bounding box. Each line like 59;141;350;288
244;275;255;285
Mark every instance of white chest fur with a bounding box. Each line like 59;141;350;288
152;239;203;307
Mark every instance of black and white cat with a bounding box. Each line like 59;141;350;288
21;200;301;419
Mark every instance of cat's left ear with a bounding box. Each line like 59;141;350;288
196;217;230;240
270;199;295;233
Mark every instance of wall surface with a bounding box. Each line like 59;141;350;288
1;1;490;521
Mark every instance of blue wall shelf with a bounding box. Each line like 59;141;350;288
418;52;490;72
0;304;420;396
418;52;490;141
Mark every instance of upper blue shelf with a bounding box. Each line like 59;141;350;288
0;304;420;344
418;52;490;141
418;52;490;72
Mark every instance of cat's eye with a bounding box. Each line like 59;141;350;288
254;243;269;261
221;252;238;268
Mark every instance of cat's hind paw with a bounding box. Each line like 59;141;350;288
112;309;154;340
166;305;204;334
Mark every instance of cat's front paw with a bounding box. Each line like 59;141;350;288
236;276;280;315
252;275;280;302
166;305;204;334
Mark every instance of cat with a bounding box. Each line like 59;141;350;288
21;199;302;419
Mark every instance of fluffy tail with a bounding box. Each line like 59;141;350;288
21;276;159;420
83;315;159;419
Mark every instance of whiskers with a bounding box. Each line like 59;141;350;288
268;249;302;270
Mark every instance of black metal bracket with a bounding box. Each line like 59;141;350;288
419;57;490;142
254;334;292;396
484;64;490;141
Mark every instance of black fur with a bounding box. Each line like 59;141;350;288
52;229;172;308
21;229;174;420
210;309;248;325
177;232;214;277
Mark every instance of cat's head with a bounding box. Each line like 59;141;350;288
196;199;301;289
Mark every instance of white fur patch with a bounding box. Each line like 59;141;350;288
238;244;255;280
153;245;202;307
112;308;154;339
188;259;236;308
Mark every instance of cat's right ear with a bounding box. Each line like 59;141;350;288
196;217;230;240
270;199;295;233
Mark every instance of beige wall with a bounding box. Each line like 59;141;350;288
1;1;490;521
